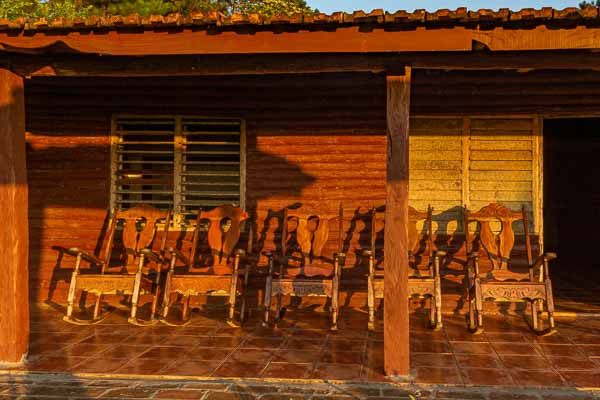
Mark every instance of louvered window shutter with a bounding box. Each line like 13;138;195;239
111;116;244;215
112;118;175;210
180;118;243;214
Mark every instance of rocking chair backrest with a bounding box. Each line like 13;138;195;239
464;203;533;270
370;205;434;268
110;204;171;267
189;204;249;272
281;203;343;277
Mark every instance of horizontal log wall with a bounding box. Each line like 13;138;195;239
24;69;592;303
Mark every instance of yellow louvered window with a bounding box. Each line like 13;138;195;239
111;116;245;217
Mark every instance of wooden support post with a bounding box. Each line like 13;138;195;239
384;69;411;378
0;68;29;364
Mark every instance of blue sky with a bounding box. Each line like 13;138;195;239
310;1;579;13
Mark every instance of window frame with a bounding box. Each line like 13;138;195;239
110;114;246;219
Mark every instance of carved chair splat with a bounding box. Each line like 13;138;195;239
263;204;345;330
366;205;445;331
161;204;253;327
464;203;557;335
62;204;170;325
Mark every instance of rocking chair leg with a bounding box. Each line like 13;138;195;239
468;298;477;331
331;294;339;331
240;295;247;323
262;280;273;327
531;299;539;332
435;292;443;329
429;296;436;329
182;295;190;321
93;293;103;321
274;293;282;322
367;283;375;331
162;293;171;319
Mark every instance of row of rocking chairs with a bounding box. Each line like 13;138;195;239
60;202;557;335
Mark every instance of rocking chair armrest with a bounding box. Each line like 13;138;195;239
432;250;447;258
530;252;558;271
164;247;189;265
139;248;166;264
63;247;104;266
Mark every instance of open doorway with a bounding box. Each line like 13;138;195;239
543;118;600;290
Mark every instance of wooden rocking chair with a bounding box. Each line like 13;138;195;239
365;205;445;331
263;204;345;330
63;204;170;325
161;204;253;327
464;203;557;334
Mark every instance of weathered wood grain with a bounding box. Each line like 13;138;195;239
0;68;28;363
384;71;411;377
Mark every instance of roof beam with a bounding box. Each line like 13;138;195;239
4;51;600;78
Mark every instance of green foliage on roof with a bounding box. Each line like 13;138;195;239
0;0;314;20
580;0;600;7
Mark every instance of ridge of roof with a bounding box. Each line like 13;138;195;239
0;6;598;32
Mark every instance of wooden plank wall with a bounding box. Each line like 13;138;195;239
24;69;590;303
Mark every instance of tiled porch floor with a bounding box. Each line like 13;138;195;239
3;303;600;388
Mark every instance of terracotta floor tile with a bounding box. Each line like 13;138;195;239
213;361;268;378
510;370;567;387
25;356;87;372
154;389;207;399
451;341;495;354
192;337;244;348
410;340;452;353
559;371;600;387
492;342;541;356
261;362;313;379
187;347;234;361
570;334;600;345
576;345;600;357
116;359;174;375
228;348;277;363
312;363;363;380
282;338;324;351
455;354;503;369
72;357;127;374
500;355;552;370
125;334;168;346
98;344;149;359
529;333;573;345
444;330;489;342
547;356;598;371
320;351;364;364
461;368;515;385
411;353;456;368
239;337;284;349
138;346;190;359
162;360;221;377
27;340;71;354
80;333;132;345
100;387;157;398
539;344;587;357
485;332;528;343
272;350;322;364
162;336;209;347
60;343;112;358
412;366;464;384
292;329;330;339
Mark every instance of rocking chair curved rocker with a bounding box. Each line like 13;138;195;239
62;204;170;326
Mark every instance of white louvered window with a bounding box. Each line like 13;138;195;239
111;116;245;217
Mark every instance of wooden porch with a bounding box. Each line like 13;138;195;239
1;294;599;386
3;8;600;384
